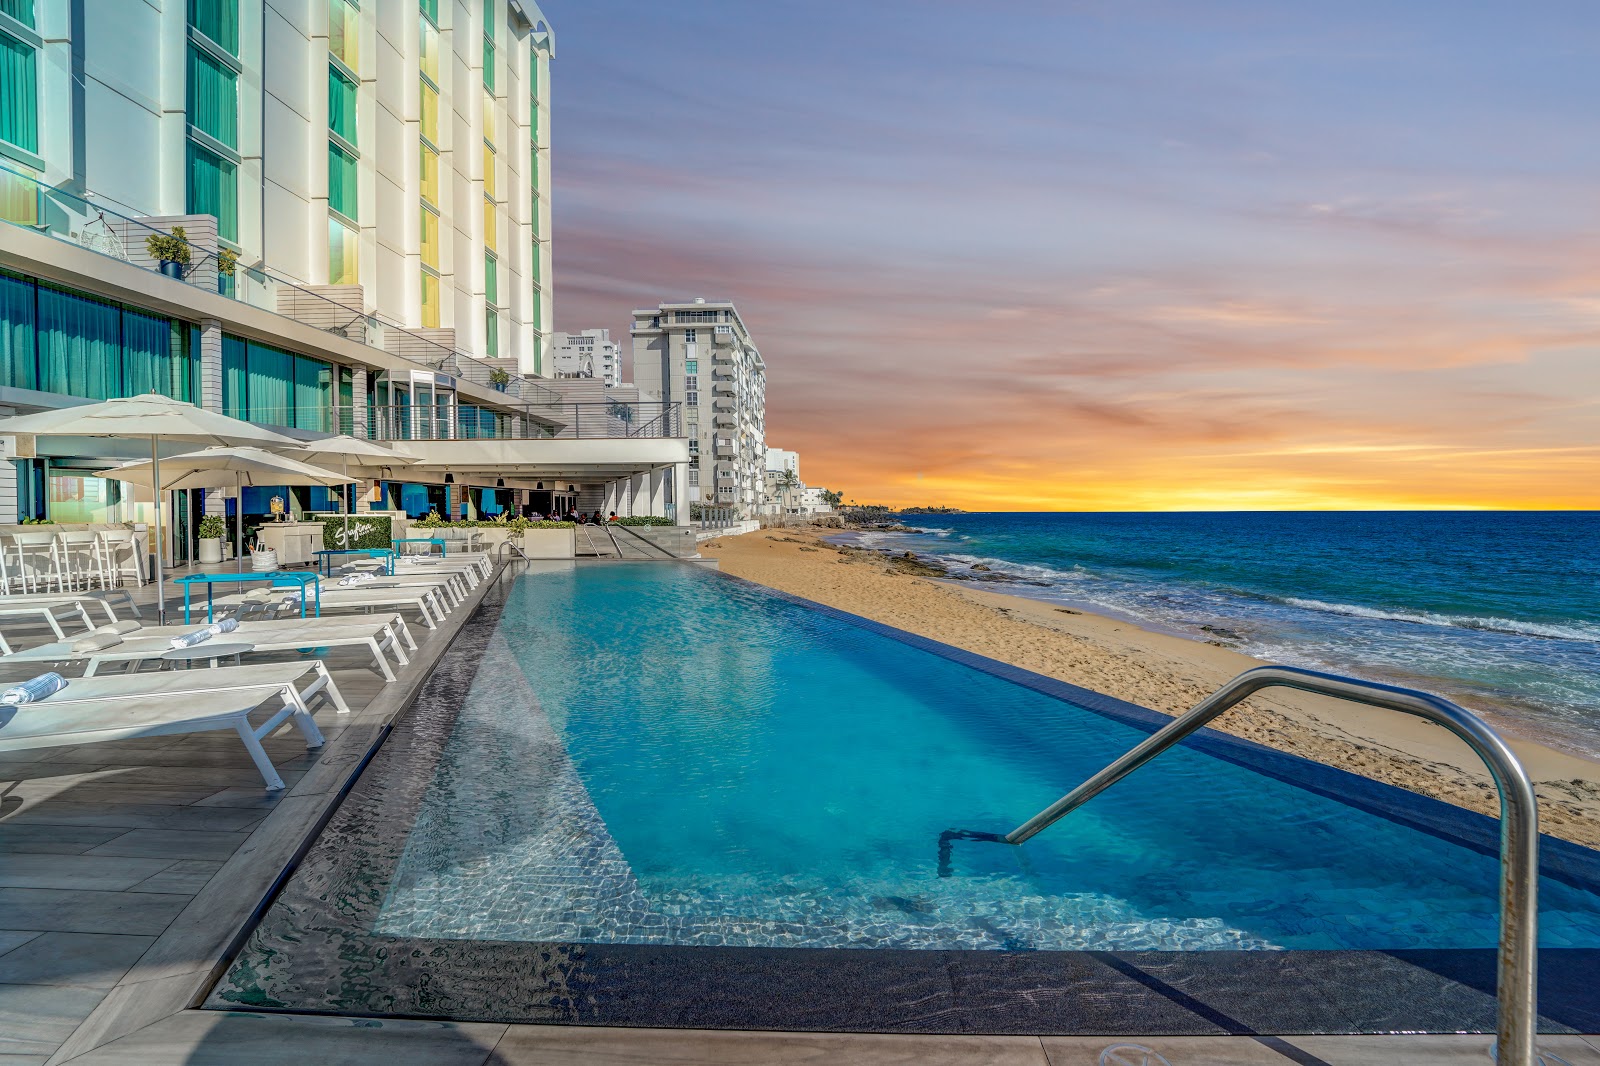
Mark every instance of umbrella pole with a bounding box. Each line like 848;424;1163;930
150;436;166;626
236;473;245;576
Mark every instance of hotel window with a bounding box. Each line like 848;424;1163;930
328;0;358;69
419;15;438;83
188;0;238;55
418;0;437;25
529;239;541;283
484;255;498;356
419;143;439;206
328;217;357;285
327;142;358;219
185;141;237;241
482;29;495;94
419;206;438;268
481;89;495;145
685;359;697;374
328;66;357;146
482;196;496;252
419;270;440;328
419;79;438;145
0;13;39;156
482;142;496;199
187;46;238;148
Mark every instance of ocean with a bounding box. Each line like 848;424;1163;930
839;512;1600;757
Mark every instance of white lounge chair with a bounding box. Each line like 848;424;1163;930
39;659;350;716
348;573;468;607
218;586;449;629
0;685;323;790
1;615;414;681
0;599;99;651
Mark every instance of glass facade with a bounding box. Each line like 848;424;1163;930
420;206;438;267
329;66;358;145
329;0;358;69
419;79;438;145
221;334;333;430
484;254;498;357
186;141;238;241
420;271;440;328
186;45;238;148
328;217;358;284
189;0;238;54
419;16;439;84
0;269;197;401
0;0;34;29
328;142;358;219
419;143;438;205
0;26;37;154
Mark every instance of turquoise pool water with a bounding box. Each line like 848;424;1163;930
375;563;1600;952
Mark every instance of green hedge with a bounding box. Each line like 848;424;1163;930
323;515;392;550
616;515;673;526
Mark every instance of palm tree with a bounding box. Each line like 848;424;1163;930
776;468;802;524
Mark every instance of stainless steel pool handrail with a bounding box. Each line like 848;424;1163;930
1002;665;1540;1066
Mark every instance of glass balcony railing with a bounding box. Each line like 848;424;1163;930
0;160;561;408
235;402;684;443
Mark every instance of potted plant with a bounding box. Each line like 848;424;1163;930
489;367;511;392
217;246;238;295
197;514;227;564
145;225;192;279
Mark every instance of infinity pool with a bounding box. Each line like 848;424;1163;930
213;562;1600;1032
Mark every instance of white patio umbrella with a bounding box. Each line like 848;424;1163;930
291;436;417;543
0;395;302;623
99;446;354;577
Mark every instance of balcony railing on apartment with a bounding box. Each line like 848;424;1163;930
236;401;683;443
0;162;559;406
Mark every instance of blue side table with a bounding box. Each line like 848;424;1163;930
172;571;321;623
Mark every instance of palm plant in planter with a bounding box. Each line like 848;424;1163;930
145;226;192;279
197;514;227;564
489;368;511;392
217;246;239;295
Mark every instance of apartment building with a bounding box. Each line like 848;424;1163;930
766;448;799;478
0;0;552;374
0;1;691;534
631;299;767;514
550;329;620;387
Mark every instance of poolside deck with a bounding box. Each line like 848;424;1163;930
1;562;1597;1065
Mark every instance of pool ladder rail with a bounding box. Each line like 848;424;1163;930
943;665;1546;1066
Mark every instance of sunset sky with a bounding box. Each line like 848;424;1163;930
548;1;1600;511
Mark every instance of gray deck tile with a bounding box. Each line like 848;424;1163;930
0;826;125;855
1043;1035;1306;1064
3;802;266;832
0;933;42;958
489;1026;1052;1065
128;860;224;894
0;888;189;935
191;787;288;809
86;829;246;861
0;932;156;988
1289;1034;1600;1064
41;969;210;1064
0;983;108;1059
56;1009;507;1065
0;854;175;891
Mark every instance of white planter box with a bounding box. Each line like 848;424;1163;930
521;528;575;559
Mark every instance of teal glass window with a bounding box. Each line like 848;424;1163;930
482;35;494;93
36;285;121;399
484;311;498;357
294;354;332;432
484;255;497;306
0;267;36;390
188;0;238;55
419;0;437;26
245;341;291;426
0;29;37;153
186;140;238;241
187;45;238;148
221;334;246;419
328;141;358;219
329;66;357;145
0;1;34;29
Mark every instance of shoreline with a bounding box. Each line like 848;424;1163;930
698;525;1600;849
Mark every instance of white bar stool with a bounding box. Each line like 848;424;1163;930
96;529;143;588
12;531;67;594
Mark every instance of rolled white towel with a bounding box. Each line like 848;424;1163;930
1;672;67;705
71;631;124;653
169;628;215;650
206;617;240;637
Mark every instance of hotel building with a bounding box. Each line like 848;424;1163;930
550;329;620;387
630;299;766;515
0;0;688;540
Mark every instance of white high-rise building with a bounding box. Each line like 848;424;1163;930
766;449;800;478
0;0;554;375
550;329;620;387
631;299;767;515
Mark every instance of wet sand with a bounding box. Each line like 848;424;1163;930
699;526;1600;849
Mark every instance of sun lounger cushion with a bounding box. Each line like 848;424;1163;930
71;631;123;653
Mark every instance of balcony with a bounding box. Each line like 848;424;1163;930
712;382;735;396
714;325;735;345
246;401;683;442
713;415;736;429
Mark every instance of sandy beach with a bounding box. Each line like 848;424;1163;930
699;525;1600;849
